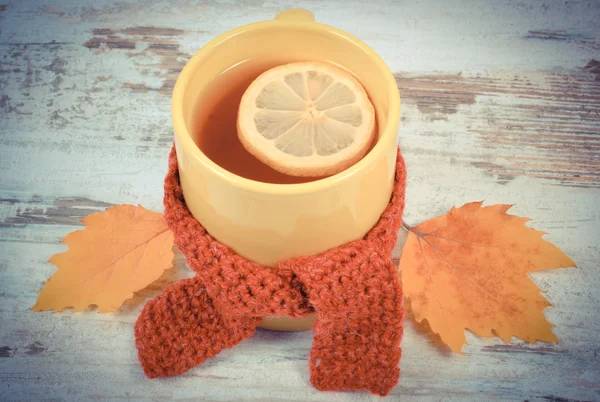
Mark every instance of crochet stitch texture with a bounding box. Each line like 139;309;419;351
135;146;407;396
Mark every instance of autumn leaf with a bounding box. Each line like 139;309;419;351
399;202;575;353
33;205;174;313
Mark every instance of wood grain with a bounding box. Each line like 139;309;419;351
396;67;600;188
1;0;599;401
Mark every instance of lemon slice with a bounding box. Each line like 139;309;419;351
237;62;375;177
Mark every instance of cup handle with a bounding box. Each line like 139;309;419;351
275;8;315;22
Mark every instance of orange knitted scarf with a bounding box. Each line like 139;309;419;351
135;146;406;396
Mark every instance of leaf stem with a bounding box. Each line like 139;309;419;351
402;220;412;231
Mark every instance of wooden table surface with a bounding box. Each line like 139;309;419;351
1;0;599;400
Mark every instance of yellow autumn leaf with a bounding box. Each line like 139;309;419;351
400;202;575;353
33;204;174;313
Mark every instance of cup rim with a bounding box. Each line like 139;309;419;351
172;19;400;196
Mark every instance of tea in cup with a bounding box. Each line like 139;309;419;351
171;9;400;330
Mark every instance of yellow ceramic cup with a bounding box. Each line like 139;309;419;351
171;9;400;331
